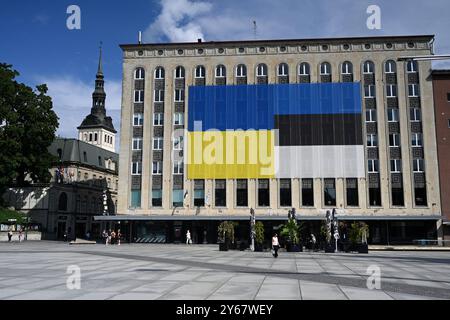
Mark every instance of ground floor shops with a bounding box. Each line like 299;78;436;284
94;215;442;247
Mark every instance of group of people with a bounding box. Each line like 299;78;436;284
102;229;121;245
7;229;23;243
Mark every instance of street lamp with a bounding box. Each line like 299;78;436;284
250;208;255;252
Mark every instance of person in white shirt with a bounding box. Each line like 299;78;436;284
272;234;280;258
186;230;192;245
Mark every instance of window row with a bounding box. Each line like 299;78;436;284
365;108;422;123
367;158;425;173
364;84;420;98
132;60;419;81
132;113;183;127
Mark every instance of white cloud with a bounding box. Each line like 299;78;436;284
144;0;213;42
35;76;122;151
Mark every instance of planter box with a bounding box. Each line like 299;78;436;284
288;244;302;252
358;243;369;254
325;245;335;253
255;244;264;252
219;243;229;251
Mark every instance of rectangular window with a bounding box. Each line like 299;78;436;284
390;159;402;173
153;113;164;126
175;89;185;102
153;137;164;150
389;134;400;147
392;187;405;206
172;190;184;208
131;162;142;175
173;136;184;150
134;90;144;103
368;159;379;173
174;113;184;126
152;190;162;207
411;133;423;147
154;90;164;102
366;134;378;147
215;180;226;207
410;108;422;122
194;180;205;207
346;178;359;207
280;179;292;207
133;113;144;127
302;179;314;207
386;85;397;98
364;85;375;98
323;179;336;207
414;187;427;206
131;190;141;208
258;179;270;207
152;161;162;175
408;84;420;97
387;108;399;122
173;161;184;174
413;159;425;172
236;179;248;207
369;187;382;207
132;138;143;151
365;109;377;122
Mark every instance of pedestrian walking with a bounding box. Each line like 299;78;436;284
63;230;68;242
117;229;122;246
186;230;192;245
18;229;23;242
8;230;13;242
102;230;108;245
111;230;116;245
272;233;280;258
107;229;112;246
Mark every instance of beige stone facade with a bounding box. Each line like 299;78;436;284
118;35;441;222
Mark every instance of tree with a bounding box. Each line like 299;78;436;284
0;63;59;203
255;221;265;246
280;217;302;245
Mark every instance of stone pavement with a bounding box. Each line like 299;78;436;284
0;242;449;300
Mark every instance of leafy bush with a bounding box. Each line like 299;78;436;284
218;221;236;243
280;218;301;245
255;221;265;246
349;222;370;245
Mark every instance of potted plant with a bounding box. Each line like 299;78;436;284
349;222;369;254
254;221;265;252
280;218;302;252
217;221;236;251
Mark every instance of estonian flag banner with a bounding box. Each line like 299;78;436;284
187;83;364;179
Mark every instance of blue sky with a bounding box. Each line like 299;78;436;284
1;0;450;151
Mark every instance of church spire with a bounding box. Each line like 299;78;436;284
97;42;103;76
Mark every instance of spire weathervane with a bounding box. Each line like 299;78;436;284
97;41;103;76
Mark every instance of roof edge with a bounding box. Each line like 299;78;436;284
120;34;435;50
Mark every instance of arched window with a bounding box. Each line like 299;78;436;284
341;61;353;75
89;133;93;142
320;62;331;75
215;65;226;78
94;133;98;142
278;63;289;76
236;64;247;77
155;67;165;79
195;65;206;78
256;64;268;77
175;66;185;79
298;63;310;76
58;193;68;211
407;60;418;73
363;61;375;74
134;68;145;80
385;60;397;74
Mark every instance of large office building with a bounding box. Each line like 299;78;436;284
112;35;443;245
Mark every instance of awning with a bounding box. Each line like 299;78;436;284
94;214;443;222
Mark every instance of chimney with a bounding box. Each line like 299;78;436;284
198;38;202;43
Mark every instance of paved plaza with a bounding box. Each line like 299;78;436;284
0;242;449;300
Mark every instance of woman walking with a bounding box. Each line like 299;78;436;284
272;233;280;258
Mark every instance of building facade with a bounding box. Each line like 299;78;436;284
3;49;119;241
432;70;450;241
114;35;442;245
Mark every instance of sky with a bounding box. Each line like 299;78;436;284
1;0;450;152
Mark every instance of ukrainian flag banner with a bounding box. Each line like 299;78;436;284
187;83;364;180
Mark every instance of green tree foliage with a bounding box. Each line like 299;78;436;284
349;222;370;245
0;63;59;201
255;221;265;245
217;221;237;243
280;218;303;245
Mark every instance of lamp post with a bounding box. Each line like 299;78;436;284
250;208;255;252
